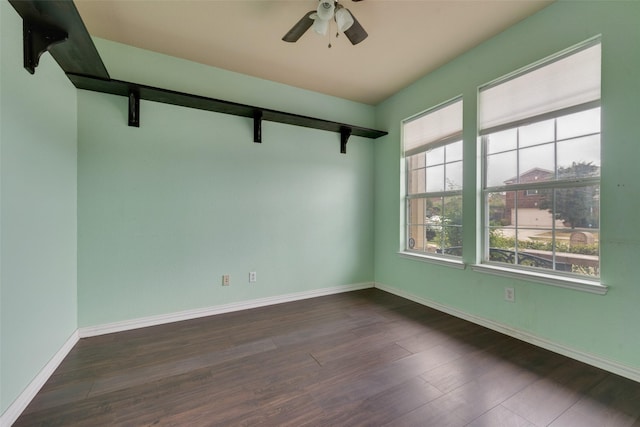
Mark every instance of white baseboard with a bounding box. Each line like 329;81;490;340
374;282;640;383
79;282;374;338
1;330;79;427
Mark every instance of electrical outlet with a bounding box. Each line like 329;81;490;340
249;271;257;283
504;287;515;302
222;274;230;286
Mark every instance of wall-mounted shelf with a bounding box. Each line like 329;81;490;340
9;0;387;153
68;73;387;152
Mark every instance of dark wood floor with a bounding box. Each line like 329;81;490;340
15;289;640;426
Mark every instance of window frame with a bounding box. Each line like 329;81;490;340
400;97;464;265
476;39;606;293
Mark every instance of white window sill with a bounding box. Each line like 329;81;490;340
398;251;466;269
471;263;608;295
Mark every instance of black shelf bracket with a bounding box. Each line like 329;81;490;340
128;89;140;127
10;0;110;79
253;110;262;143
340;127;352;154
23;20;67;74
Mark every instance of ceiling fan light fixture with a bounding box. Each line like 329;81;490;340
316;0;335;21
335;7;354;32
311;14;330;35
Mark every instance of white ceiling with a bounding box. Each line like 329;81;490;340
74;0;553;106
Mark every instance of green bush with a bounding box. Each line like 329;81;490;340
488;229;598;255
566;244;599;255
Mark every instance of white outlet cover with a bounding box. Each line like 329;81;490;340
504;287;515;302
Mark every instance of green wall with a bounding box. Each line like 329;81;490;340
0;1;78;414
374;1;640;371
77;42;375;327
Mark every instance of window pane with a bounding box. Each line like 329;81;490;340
426;196;444;219
562;239;599;276
445;161;463;191
407;225;425;252
554;185;599;276
443;195;463;251
516;229;555;271
488;191;510;226
518;143;555;182
407;198;425;226
557;135;600;176
553;185;600;229
407;198;426;252
519;119;554;148
488;246;515;264
554;223;599;275
488;190;516;261
486;151;517;187
443;195;463;226
426;165;445;192
408;168;426;195
426;224;441;249
446;140;463;162
488;225;515;265
425;196;444;253
426;145;445;166
442;227;463;253
407;152;426;170
486;129;517;154
515;189;554;229
557;107;600;140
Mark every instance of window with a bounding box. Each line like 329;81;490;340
403;98;463;257
479;40;601;279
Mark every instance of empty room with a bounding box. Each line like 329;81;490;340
1;0;639;425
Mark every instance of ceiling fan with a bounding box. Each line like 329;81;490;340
282;0;368;46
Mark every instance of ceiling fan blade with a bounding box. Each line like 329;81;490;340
343;10;368;45
282;11;315;42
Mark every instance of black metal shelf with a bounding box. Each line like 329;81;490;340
9;0;387;153
68;74;387;151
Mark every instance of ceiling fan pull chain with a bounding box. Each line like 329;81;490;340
330;29;339;48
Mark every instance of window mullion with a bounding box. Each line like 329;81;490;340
407;190;462;199
486;177;600;193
